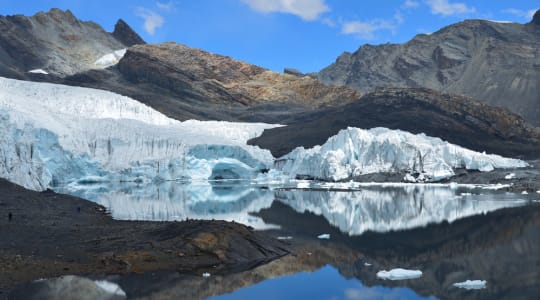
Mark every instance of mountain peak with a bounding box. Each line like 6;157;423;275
113;19;145;46
531;9;540;25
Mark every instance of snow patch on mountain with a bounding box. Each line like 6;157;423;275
276;127;527;182
28;69;49;74
0;77;279;191
94;49;127;67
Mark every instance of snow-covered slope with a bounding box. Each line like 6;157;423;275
276;127;527;182
0;77;279;191
94;49;127;67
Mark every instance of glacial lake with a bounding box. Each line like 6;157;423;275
42;182;540;299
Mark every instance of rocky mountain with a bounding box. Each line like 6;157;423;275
0;8;144;78
249;88;540;159
51;42;362;122
318;10;540;126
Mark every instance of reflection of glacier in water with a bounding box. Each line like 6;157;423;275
57;182;527;234
275;186;527;235
56;181;278;230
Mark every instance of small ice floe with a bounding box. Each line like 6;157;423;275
504;173;516;180
460;192;472;196
537;190;540;194
202;272;211;278
28;69;48;74
522;191;529;195
377;268;422;280
364;262;372;266
317;233;330;239
453;280;487;290
277;236;293;240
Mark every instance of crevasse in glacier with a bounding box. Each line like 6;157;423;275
275;127;528;182
0;77;280;191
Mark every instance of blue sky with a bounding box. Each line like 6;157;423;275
0;0;537;73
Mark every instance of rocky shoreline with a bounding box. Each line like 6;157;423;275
0;179;289;295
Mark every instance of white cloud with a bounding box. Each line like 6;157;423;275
425;0;475;16
321;17;336;27
341;19;395;40
403;0;420;8
241;0;330;21
503;8;537;20
156;1;176;12
135;8;164;36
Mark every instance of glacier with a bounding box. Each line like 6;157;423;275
0;76;279;191
275;127;528;182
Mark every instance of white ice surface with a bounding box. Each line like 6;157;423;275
505;173;516;180
453;280;487;290
317;233;330;239
94;48;127;67
0;76;280;191
94;280;127;296
276;127;527;182
28;69;48;74
377;268;422;280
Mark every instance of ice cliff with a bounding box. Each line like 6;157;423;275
0;77;279;191
275;127;528;182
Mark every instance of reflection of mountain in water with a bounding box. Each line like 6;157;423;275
275;186;526;235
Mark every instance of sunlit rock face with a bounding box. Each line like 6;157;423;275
0;76;278;191
276;127;527;182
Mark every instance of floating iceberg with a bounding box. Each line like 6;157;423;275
317;233;330;239
453;280;487;290
0;77;279;191
377;268;422;280
276;127;527;182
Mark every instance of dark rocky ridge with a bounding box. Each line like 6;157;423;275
0;9;140;78
318;10;540;126
0;179;289;292
249;88;540;159
112;19;145;47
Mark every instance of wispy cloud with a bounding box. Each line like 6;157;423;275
135;8;164;36
403;0;420;8
341;19;395;40
425;0;475;16
502;8;537;20
241;0;330;21
156;1;176;12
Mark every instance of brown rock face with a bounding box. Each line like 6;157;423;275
318;15;540;126
118;42;361;107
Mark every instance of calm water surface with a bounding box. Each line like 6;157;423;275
24;182;540;299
